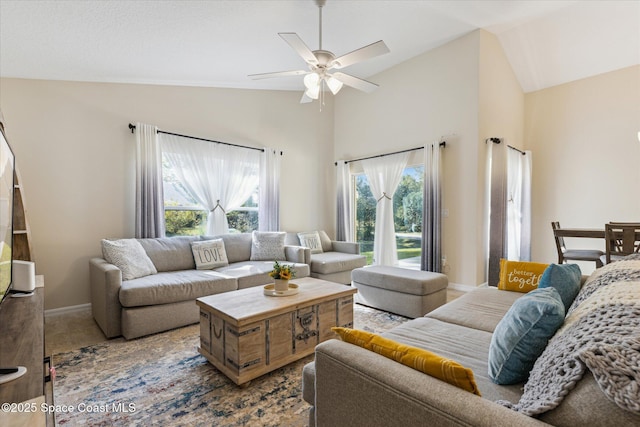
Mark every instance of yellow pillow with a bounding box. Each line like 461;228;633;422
498;259;549;293
332;327;481;396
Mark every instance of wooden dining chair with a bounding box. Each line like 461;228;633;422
604;223;640;264
551;221;604;268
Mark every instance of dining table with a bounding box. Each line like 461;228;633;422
555;226;640;240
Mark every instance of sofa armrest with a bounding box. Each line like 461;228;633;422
89;257;124;338
311;339;550;427
331;241;360;254
284;245;311;264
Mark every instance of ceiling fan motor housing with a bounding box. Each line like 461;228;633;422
311;50;336;68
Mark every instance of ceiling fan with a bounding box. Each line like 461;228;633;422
248;0;390;103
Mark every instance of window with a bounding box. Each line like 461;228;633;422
162;158;259;236
354;165;423;266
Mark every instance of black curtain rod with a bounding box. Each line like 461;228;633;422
336;142;446;166
128;123;265;152
508;145;526;155
486;137;526;155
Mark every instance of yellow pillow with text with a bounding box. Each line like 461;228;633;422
332;327;481;396
498;259;549;293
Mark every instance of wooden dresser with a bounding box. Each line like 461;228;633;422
0;277;50;426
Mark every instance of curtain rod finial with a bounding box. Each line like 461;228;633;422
128;123;136;133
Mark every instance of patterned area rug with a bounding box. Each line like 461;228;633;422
53;305;408;426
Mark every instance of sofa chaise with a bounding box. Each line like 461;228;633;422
302;254;640;426
285;230;366;284
90;233;310;339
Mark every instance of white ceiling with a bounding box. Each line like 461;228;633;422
0;1;638;94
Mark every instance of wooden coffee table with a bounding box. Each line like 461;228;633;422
196;277;357;386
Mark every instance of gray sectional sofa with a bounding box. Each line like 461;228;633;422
285;230;366;284
303;255;640;426
90;233;310;339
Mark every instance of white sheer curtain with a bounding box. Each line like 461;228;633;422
486;139;533;286
506;149;532;261
362;152;409;265
161;134;261;235
336;160;354;242
135;122;165;238
421;142;443;272
259;148;281;231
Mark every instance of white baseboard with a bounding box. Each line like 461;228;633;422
45;303;91;318
447;282;478;292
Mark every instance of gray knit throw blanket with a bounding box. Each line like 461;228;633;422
498;254;640;416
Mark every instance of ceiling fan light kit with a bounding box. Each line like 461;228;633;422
326;76;343;95
249;0;389;105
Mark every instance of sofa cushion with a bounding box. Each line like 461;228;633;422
202;233;252;264
488;287;565;385
332;327;481;395
318;230;334;252
284;232;300;246
311;252;366;275
213;260;310;290
298;231;324;254
250;231;286;261
381;317;524;403
119;270;237;307
498;259;549;293
137;236;200;272
101;238;157;280
191;239;229;270
538;263;581;312
426;287;523;333
214;260;275;289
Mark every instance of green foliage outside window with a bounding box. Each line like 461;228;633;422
165;208;258;237
165;208;206;236
355;166;424;265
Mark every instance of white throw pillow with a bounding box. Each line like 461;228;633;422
191;239;229;269
298;231;324;254
250;231;286;261
101;239;157;280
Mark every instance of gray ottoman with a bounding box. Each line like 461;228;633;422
352;266;448;318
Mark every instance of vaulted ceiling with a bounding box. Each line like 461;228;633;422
1;1;638;94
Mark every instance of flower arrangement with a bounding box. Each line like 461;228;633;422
269;260;296;280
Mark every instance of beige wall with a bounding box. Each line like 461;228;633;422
526;65;640;273
334;30;524;286
1;33;637;310
0;79;334;309
477;30;526;282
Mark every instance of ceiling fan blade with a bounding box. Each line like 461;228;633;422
248;70;308;80
331;40;390;69
300;92;313;104
279;33;318;66
331;72;379;93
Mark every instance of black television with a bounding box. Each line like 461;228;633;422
0;124;14;306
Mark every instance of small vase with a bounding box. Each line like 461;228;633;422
274;279;289;292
